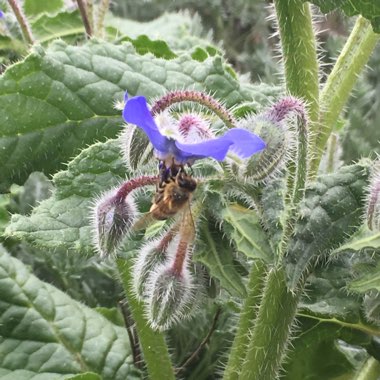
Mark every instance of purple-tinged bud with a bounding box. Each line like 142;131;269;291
93;189;136;258
92;176;158;257
235;96;307;182
132;228;176;300
366;164;380;231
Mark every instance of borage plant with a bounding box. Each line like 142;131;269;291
2;1;380;380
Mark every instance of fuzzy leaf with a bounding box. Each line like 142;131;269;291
5;139;128;253
284;319;368;380
0;245;140;379
0;39;278;191
195;221;247;298
348;256;380;294
333;226;380;254
120;35;177;59
31;11;85;44
24;0;63;16
285;161;371;289
303;0;380;33
221;203;272;262
0;370;100;380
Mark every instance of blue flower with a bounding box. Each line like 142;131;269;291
0;10;4;18
122;93;266;164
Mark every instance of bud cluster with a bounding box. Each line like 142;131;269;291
133;228;200;330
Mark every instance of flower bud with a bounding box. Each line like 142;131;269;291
132;229;176;299
237;113;293;181
92;188;136;258
147;264;195;331
366;165;380;231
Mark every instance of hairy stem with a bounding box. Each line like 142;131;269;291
76;0;93;37
117;259;175;380
239;267;302;380
151;90;237;129
310;16;379;177
273;0;319;125
7;0;34;44
223;260;267;380
353;357;380;380
95;0;110;38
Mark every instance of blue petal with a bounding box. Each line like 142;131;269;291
175;128;265;161
122;95;168;151
175;137;232;161
0;10;4;18
223;128;266;158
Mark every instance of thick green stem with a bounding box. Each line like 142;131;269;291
223;260;267;380
273;0;319;124
310;16;379;177
353;357;380;380
239;267;302;380
117;259;175;380
274;0;317;250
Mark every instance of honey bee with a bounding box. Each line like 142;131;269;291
150;166;197;221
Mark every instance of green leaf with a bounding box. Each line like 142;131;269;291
5;139;128;253
284;318;368;380
120;35;177;59
304;0;380;33
24;0;63;16
0;245;140;379
0;194;10;234
31;11;85;44
0;39;278;191
195;221;247;298
221;203;272;262
0;369;100;380
349;260;380;294
333;226;380;254
285;161;371;289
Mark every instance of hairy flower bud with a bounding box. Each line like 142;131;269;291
237;114;292;181
147;264;195;331
235;96;306;182
132;229;176;299
366;165;380;231
92;189;136;258
92;176;158;257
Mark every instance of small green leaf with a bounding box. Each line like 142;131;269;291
349;260;380;294
0;245;140;379
222;203;272;262
31;11;85;44
333;226;380;254
195;221;247;298
120;35;177;59
24;0;63;16
303;0;380;33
